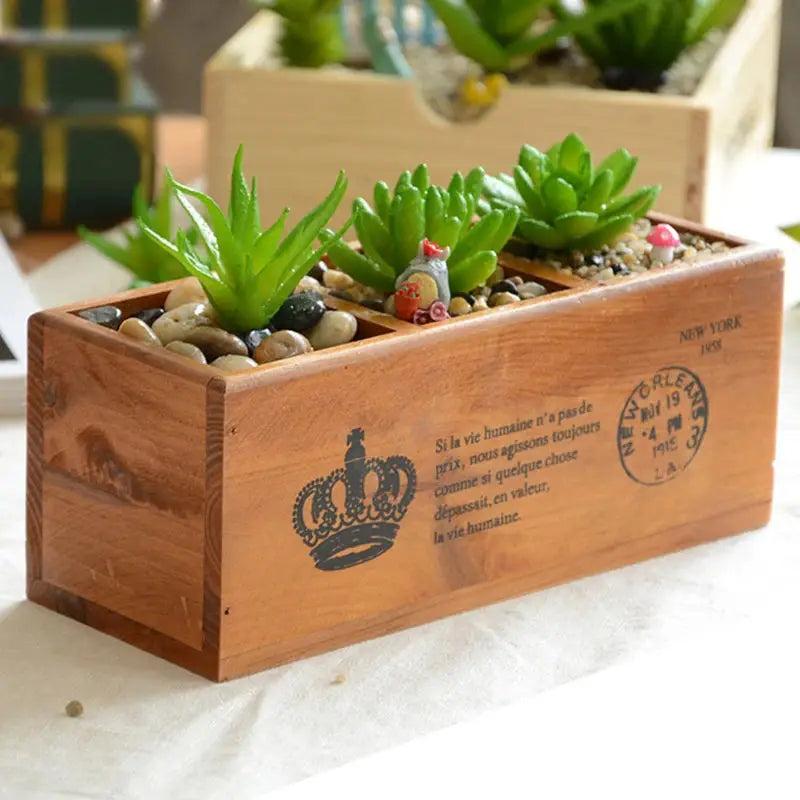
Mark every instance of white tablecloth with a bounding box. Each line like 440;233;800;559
1;151;799;799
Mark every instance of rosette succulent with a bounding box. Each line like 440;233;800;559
139;146;349;332
482;133;661;251
79;179;195;285
324;163;520;294
556;0;746;89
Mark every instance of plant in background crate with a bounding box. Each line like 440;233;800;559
555;0;747;91
78;179;197;286
482;133;661;252
323;163;519;321
252;0;346;68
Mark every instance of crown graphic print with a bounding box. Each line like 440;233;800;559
293;428;417;571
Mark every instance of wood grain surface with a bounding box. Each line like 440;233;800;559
26;238;784;680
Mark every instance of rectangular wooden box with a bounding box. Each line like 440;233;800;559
205;0;781;228
26;215;784;681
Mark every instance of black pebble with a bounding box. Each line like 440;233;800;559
241;328;271;356
78;305;122;330
271;291;326;332
309;261;328;282
361;298;386;312
132;307;164;327
490;280;519;296
452;291;476;306
329;290;354;302
536;37;571;66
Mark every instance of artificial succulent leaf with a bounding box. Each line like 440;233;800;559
465;167;486;201
542;176;579;217
517;217;568;250
78;227;136;272
322;233;396;292
252;208;290;273
553;210;600;239
583;169;615;213
558;133;588;174
448;171;466;198
513;166;548;220
425;185;445;239
596;149;638;196
575;214;635;251
394;170;413;195
602;184;661;220
448;210;505;269
389;185;425;269
483;174;525;208
435;216;466;250
354;202;395;274
488;206;522;252
448;250;498;294
373;181;392;224
228;145;251;235
449;189;468;224
411;164;430;194
519;145;548;188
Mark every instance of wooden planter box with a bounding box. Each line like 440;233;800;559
26;214;784;681
205;0;780;229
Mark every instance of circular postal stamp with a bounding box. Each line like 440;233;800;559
617;366;709;486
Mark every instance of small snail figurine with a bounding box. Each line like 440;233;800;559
395;240;451;321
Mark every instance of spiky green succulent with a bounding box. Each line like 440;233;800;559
78;179;195;284
425;0;649;73
324;164;520;294
556;0;746;79
482;133;661;252
139;146;349;332
253;0;345;68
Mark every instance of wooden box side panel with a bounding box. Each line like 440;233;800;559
217;249;783;678
700;0;782;221
205;13;697;224
28;313;210;650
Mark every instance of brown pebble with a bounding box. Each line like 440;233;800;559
448;297;472;317
488;291;521;308
164;277;207;311
211;355;258;372
118;317;162;346
307;310;358;350
322;269;355;291
182;327;248;359
165;341;207;364
254;330;313;363
152;302;218;345
472;297;489;312
65;700;83;717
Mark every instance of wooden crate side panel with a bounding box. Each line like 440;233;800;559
218;250;783;669
700;0;781;221
35;313;208;649
205;58;696;227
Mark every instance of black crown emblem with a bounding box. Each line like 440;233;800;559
293;428;417;571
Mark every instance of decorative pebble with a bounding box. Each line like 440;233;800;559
508;275;523;286
254;330;313;363
488;265;505;285
212;355;258;372
329;290;355;302
488;291;521;308
182;327;248;359
152;302;217;345
241;328;271;356
596;267;616;281
323;269;355;291
271;291;326;332
309;261;328;282
448;296;472;316
490;279;519;296
307;310;358;350
164;277;207;311
472;297;489;312
118;317;162;346
65;700;83;718
517;281;547;299
361;298;386;312
132;307;164;327
165;341;207;363
383;295;396;316
296;275;323;294
453;291;476;307
78;305;122;330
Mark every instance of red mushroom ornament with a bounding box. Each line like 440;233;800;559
647;224;680;265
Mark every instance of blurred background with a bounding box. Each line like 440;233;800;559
139;0;798;145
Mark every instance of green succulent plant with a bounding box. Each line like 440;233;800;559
782;223;800;244
324;164;520;294
253;0;345;68
482;133;661;252
556;0;746;83
425;0;649;73
139;147;350;332
78;179;195;284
